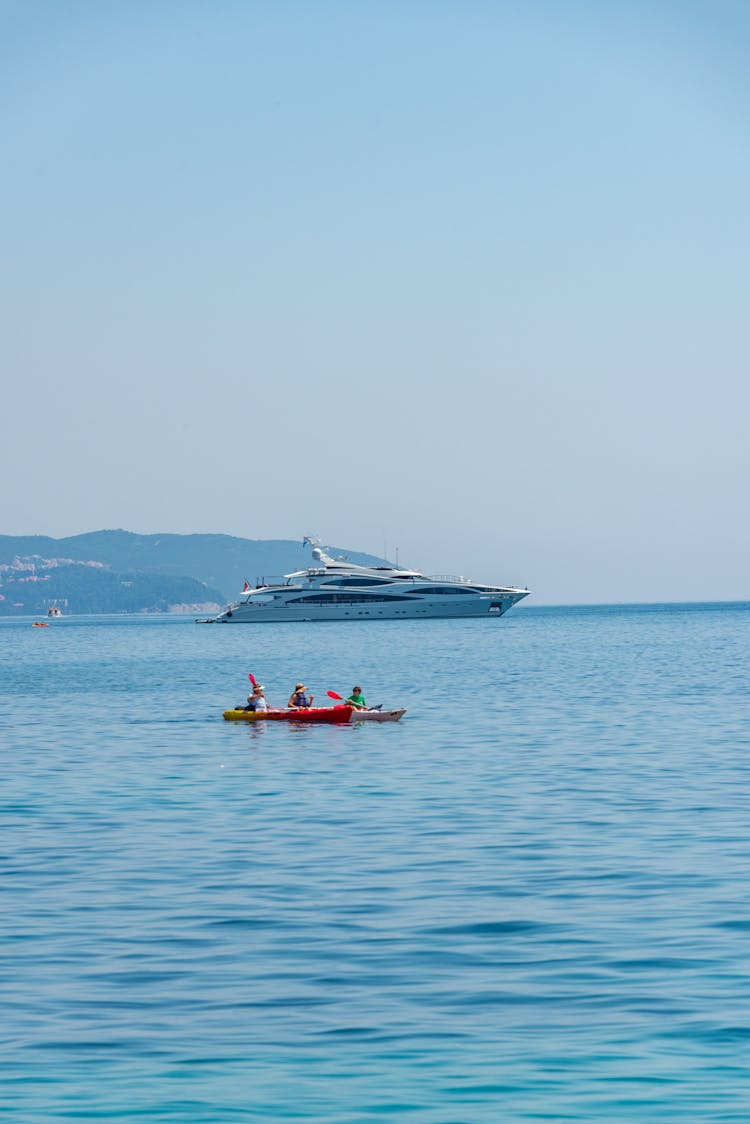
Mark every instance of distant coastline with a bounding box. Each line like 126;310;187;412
0;530;386;616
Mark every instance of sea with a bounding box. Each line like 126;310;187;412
2;602;750;1123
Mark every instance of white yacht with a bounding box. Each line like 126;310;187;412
204;540;529;623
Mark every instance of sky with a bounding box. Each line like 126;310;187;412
2;1;749;604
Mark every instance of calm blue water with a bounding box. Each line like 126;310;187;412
2;603;750;1122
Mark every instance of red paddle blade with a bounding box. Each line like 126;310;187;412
248;673;257;686
327;690;343;700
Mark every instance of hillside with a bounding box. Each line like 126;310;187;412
0;557;226;616
0;531;387;615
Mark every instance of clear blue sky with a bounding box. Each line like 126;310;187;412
2;1;749;603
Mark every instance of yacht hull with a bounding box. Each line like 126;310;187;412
213;592;527;623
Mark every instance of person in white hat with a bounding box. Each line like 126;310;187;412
244;684;268;712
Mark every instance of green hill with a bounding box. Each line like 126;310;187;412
0;558;226;616
0;531;387;615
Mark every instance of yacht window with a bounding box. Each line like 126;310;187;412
407;586;477;595
320;577;391;587
286;593;413;605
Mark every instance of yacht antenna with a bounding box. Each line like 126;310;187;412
303;535;332;566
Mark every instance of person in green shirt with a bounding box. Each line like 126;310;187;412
347;686;368;710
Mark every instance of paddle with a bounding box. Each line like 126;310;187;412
327;690;382;711
325;690;346;710
248;673;257;687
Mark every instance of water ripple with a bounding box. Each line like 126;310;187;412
2;606;750;1119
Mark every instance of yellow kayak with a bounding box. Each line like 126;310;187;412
223;705;353;724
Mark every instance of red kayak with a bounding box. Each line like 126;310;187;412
223;705;353;724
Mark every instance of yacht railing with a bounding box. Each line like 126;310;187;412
249;575;302;589
427;574;473;584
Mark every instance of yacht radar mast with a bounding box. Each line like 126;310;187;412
303;535;334;565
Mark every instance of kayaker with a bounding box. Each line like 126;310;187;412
346;686;369;710
244;684;269;712
288;683;314;709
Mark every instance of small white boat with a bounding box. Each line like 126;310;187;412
47;606;62;618
351;708;406;722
